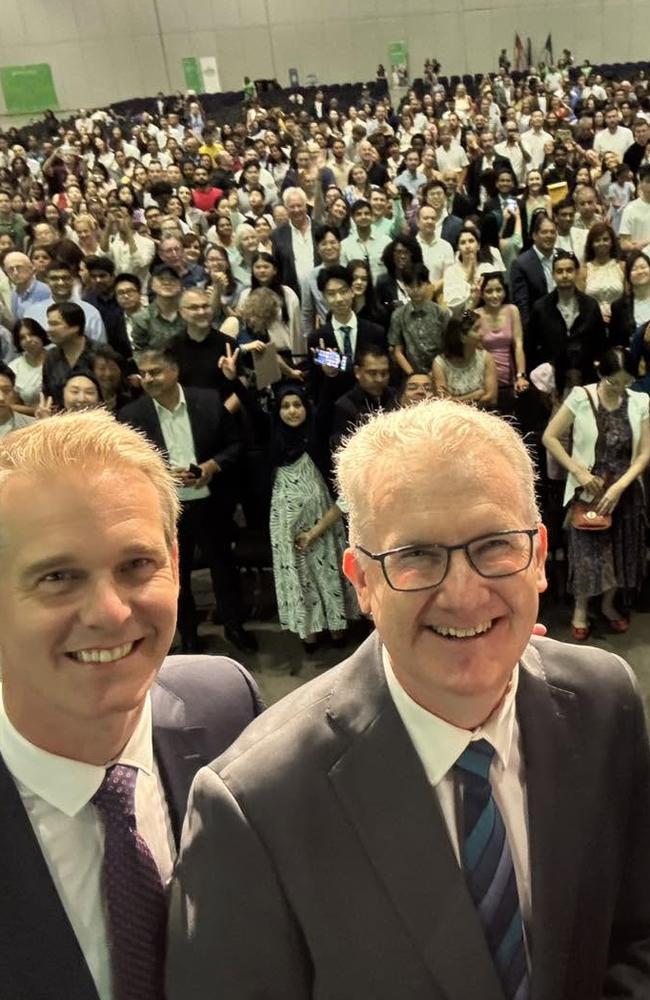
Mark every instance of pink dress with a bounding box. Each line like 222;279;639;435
478;306;515;387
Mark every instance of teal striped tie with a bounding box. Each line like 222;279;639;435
455;740;529;1000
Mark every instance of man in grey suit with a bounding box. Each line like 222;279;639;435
168;400;650;1000
0;410;262;1000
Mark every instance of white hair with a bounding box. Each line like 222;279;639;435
281;186;307;208
0;410;181;549
334;399;540;545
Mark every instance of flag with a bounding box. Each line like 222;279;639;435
514;34;524;73
543;33;553;65
526;37;533;69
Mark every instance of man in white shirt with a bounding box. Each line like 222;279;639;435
495;122;532;186
0;409;262;1000
101;205;156;292
593;107;634;159
415;205;454;296
435;127;469;189
619;164;650;252
520;110;553;170
340;200;391;282
0;363;34;438
168;400;650;1000
271;187;317;297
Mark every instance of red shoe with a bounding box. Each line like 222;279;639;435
571;624;590;642
606;617;629;633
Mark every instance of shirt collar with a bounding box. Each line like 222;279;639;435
382;645;519;785
153;383;186;417
533;246;553;265
0;687;154;817
332;312;357;334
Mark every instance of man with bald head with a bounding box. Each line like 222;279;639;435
168;400;650;999
3;251;50;320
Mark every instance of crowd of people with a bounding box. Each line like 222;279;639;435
0;57;649;646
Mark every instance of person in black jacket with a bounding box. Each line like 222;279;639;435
117;345;257;655
510;212;557;331
609;251;650;347
330;344;398;450
526;251;608;393
307;264;386;405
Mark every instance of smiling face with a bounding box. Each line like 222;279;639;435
344;451;547;725
63;375;100;411
279;393;307;427
0;467;179;750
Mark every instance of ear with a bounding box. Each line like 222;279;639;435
342;547;372;615
533;522;548;594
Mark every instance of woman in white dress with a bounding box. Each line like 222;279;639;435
578;221;625;323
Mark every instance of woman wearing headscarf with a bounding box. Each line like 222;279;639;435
269;383;357;654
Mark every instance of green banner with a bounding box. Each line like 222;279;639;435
388;41;409;86
0;64;58;115
182;57;204;93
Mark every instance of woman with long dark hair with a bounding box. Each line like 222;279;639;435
610;251;650;347
237;252;303;362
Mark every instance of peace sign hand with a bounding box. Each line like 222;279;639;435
218;341;241;381
35;393;54;419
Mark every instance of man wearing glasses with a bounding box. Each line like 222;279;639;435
168;400;650;1000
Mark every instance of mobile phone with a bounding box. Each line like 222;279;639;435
314;348;348;372
506;198;518;212
187;463;202;479
132;208;145;225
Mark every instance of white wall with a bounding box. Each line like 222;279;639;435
1;0;649;117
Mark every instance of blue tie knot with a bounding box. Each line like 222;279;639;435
455;739;495;781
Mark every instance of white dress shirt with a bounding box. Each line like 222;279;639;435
340;230;390;283
332;311;358;356
290;220;315;285
533;246;556;292
382;648;532;931
520;129;553;171
0;690;175;1000
416;233;455;282
153;385;209;502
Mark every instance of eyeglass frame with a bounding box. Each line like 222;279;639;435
355;528;540;592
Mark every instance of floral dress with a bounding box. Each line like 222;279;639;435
567;394;647;597
270;452;357;638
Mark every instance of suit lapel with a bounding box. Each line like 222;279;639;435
151;681;210;845
326;636;505;1000
0;757;99;1000
517;645;583;1000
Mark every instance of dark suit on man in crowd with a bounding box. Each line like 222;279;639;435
271;222;319;298
1;654;263;1000
306;318;386;404
117;386;246;649
527;288;608;392
510;248;552;330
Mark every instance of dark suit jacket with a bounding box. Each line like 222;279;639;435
609;295;636;347
116;385;242;499
510;248;551;330
441;213;464;250
168;632;650;999
331;384;398;448
527;289;608;391
271;222;319;298
306;318;386;402
0;655;263;1000
167;635;650;1000
466;154;512;205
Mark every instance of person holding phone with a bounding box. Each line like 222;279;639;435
306;264;386;404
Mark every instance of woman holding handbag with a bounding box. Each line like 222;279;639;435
542;349;650;640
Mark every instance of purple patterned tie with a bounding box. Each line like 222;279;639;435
92;764;167;1000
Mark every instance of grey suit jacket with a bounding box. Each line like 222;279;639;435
0;655;262;1000
167;633;650;1000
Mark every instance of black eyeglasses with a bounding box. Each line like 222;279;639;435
356;529;539;592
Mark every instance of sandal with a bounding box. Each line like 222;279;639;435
605;617;629;633
571;624;590;642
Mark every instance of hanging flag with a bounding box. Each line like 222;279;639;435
525;37;533;70
543;33;554;65
514;34;524;73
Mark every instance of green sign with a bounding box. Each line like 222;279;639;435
0;64;58;115
182;57;204;93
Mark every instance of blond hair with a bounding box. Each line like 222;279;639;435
334;399;540;545
0;410;180;548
